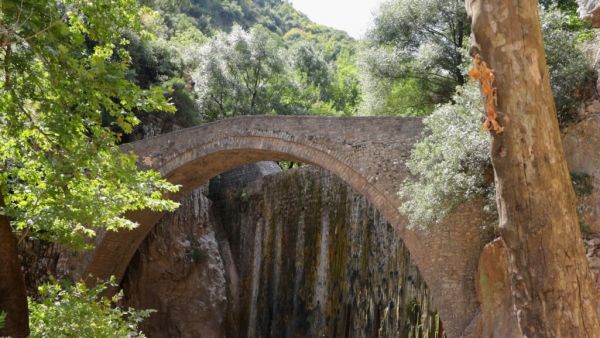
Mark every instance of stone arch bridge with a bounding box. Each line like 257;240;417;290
83;116;488;337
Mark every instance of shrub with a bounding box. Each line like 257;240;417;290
29;278;153;338
399;84;494;227
571;172;594;197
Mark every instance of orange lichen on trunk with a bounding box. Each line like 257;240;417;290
469;54;504;134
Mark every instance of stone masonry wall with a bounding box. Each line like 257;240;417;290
120;164;441;338
211;166;441;338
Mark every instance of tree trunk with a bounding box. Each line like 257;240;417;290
0;197;28;338
465;0;600;336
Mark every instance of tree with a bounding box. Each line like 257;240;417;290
288;40;332;100
192;24;344;120
361;0;470;113
0;1;179;336
328;48;361;116
466;0;600;335
540;6;595;125
362;0;589;118
399;4;595;227
539;0;579;11
193;25;291;120
285;40;360;116
139;0;361;121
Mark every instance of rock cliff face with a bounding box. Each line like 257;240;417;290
120;188;228;338
563;113;600;234
579;0;600;27
121;164;441;338
562;92;600;305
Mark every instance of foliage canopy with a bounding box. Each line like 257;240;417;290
0;0;179;249
28;278;153;338
360;0;469;116
191;25;360;120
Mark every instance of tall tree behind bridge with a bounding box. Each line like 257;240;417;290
466;0;600;335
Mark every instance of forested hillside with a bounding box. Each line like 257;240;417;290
124;0;594;139
120;0;360;140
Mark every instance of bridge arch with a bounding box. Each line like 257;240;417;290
83;116;487;337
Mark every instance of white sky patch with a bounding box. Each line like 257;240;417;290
290;0;386;39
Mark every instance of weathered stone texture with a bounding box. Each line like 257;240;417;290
211;161;282;191
584;233;600;315
121;189;228;338
563;114;600;233
562;93;600;313
214;166;441;338
122;164;442;338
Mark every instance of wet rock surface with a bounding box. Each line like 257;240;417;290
212;166;441;338
120;164;441;338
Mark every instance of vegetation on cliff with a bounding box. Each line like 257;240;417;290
397;2;596;227
117;0;361;138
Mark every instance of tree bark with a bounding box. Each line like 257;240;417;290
0;197;28;338
465;0;600;336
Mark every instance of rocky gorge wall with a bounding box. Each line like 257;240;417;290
562;88;600;309
120;188;229;337
120;164;441;338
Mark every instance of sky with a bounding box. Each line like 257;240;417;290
289;0;385;39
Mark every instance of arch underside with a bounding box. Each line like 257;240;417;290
83;117;487;337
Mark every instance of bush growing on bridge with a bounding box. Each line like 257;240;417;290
399;83;494;227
